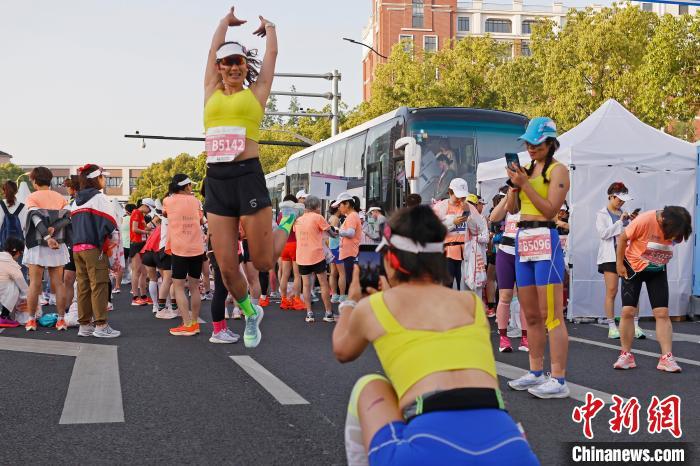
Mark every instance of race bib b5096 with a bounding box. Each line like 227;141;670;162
517;227;553;262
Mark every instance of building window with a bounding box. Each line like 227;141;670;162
678;4;688;14
106;176;123;188
485;19;512;33
52;176;67;187
641;3;653;12
522;20;536;35
412;0;424;28
458;17;470;32
399;34;414;54
521;41;531;56
129;177;138;190
424;35;438;53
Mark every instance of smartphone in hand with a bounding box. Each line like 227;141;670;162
505;153;520;171
356;245;384;292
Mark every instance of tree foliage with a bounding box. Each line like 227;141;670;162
130;153;206;203
0;163;27;185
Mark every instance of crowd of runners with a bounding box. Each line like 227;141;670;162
0;6;693;465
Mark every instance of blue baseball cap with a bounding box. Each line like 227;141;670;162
519;117;558;145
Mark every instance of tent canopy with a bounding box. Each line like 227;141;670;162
477;99;696;183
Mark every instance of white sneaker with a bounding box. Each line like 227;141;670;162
78;324;95;337
48;294;57;306
209;329;240;344
107;302;114;311
528;378;570;399
93;324;121;338
507;372;547;391
152;304;159;315
155;308;178;319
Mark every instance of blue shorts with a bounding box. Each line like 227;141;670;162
331;247;342;265
368;409;539;466
515;228;565;288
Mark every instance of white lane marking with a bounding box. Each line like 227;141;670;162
197;317;207;323
496;362;622;404
0;337;124;424
569;336;700;367
592;324;700;344
230;355;309;405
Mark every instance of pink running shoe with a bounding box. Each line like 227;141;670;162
657;353;682;373
613;351;637;370
0;316;20;328
486;308;496;318
498;335;512;353
518;335;529;352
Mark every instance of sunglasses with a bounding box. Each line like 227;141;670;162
218;55;247;67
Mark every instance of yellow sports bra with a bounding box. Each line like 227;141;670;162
204;88;263;142
519;162;559;217
369;292;497;399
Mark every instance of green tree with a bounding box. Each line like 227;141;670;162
0;163;27;185
130;153;206;203
262;94;282;128
288;85;301;126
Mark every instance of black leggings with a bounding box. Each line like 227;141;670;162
211;265;228;322
447;258;462;290
259;271;269;296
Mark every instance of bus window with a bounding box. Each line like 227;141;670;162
345;132;366;179
286;157;300;196
312;147;325;173
330;139;347;177
366;118;403;207
298;154;312;192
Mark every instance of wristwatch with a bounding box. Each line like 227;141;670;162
265;22;276;28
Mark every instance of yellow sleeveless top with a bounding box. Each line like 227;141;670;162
519;162;559;217
369;291;497;399
203;88;263;142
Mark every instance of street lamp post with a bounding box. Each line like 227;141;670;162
342;37;387;59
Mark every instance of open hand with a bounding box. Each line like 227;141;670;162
506;165;529;188
224;6;247;27
253;15;273;37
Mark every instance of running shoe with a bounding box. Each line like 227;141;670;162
528;378;570;399
498;335;512;353
0;316;20;328
322;312;335;323
78;324;95;337
107;302;114;311
93;324;121;338
155;308;179;319
233;307;242;320
151;304;159;314
486;308;496;318
56;319;68;331
144;297;154;305
634;326;647;339
131;297;145;306
209;329;240;344
48;294;57;306
170;323;196;336
243;306;264;348
279;200;305;219
657;353;682;373
311;290;319;303
507;372;547;391
25;319;37;331
280;297;293;310
608;327;620;339
201;290;214;301
191;322;201;334
613;351;637;370
518;336;529;352
338;295;347;303
39;294;49;306
305;312;315;323
292;297;307;311
225;328;240;341
269;291;281;301
258;296;270;307
112;288;121;294
330;294;340;304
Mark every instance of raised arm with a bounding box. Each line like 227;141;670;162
250;16;278;108
205;7;247;102
489;195;508;223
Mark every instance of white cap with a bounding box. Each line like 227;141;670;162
216;43;246;60
296;189;308;199
613;192;633;202
367;206;382;214
331;191;354;208
449;178;469;198
141;198;157;211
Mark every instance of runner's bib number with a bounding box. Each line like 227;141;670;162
205;126;246;163
517;227;552;262
504;218;519;237
640;241;673;266
559;235;568;250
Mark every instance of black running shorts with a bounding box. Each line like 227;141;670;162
129;242;145;259
171;254;205;280
620;262;669;309
141;250;157;268
298;260;327;276
156;249;172;270
203;158;272;218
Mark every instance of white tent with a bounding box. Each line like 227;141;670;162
477;99;696;317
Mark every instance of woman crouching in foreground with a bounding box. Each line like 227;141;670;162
332;205;539;465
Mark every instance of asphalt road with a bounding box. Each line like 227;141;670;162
0;286;698;465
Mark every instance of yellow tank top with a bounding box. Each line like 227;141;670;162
369;291;497;399
203;88;263;142
519;162;559;217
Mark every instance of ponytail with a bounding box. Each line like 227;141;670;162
524;137;560;184
352;196;361;212
3;180;17;207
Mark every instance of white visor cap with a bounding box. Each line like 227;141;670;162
216;43;247;60
613;192;633;202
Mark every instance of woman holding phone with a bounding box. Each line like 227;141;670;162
596;182;645;339
505;117;571;399
431;178;470;289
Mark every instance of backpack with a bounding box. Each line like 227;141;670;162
0;201;24;246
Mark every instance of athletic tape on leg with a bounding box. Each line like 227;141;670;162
545;284;560;331
346;374;389;466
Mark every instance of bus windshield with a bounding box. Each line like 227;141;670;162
408;117;525;202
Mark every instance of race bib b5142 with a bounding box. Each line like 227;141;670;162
206;126;246;163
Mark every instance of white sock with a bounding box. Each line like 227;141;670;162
607;318;617;329
634;316;640;327
148;281;158;304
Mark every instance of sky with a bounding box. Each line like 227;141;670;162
0;0;612;168
0;1;371;167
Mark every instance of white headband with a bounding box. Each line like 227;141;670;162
178;177;192;187
375;234;444;254
86;168;109;179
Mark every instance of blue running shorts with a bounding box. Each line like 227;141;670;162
515;228;565;288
